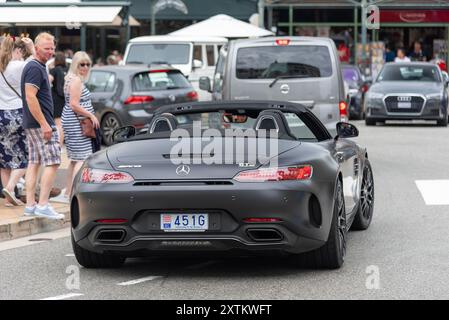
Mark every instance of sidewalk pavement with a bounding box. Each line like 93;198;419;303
0;150;71;242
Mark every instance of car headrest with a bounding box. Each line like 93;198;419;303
149;113;178;133
254;109;295;139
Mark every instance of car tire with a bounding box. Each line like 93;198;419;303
72;233;126;268
101;113;122;146
436;114;448;127
295;179;347;269
351;159;374;231
365;117;376;126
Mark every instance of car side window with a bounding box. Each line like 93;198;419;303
87;71;116;93
284;113;318;141
213;45;227;93
193;45;202;62
206;45;215;66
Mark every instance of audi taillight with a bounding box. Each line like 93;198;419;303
81;168;134;184
124;95;154;105
186;91;198;101
234;165;313;182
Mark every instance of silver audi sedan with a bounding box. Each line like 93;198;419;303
364;62;449;126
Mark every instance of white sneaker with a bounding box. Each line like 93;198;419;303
35;204;65;220
49;188;69;204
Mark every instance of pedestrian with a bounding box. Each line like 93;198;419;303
49;51;67;146
394;48;411;63
409;41;427;62
21;32;64;219
55;51;99;203
106;54;117;65
0;36;35;207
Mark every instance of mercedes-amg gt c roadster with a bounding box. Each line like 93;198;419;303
71;101;374;269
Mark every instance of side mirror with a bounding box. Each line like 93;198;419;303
336;122;359;139
193;59;203;69
199;76;212;92
112;126;136;143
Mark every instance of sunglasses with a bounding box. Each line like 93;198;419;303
79;63;91;68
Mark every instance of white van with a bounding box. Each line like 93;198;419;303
123;35;228;100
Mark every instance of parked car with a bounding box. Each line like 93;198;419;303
122;35;227;101
341;64;371;120
86;65;198;145
199;36;348;135
364;62;449;126
71;100;374;269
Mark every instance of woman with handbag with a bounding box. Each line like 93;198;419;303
55;51;99;203
0;36;35;207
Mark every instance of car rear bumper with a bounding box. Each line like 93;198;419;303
71;181;335;256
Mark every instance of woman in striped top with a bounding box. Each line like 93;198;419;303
58;51;99;202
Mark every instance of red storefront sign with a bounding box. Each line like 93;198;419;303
380;10;449;23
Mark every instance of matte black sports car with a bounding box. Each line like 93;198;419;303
71;101;374;269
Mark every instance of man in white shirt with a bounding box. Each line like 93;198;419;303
394;48;411;63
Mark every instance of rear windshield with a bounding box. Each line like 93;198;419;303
378;65;441;82
133;71;191;91
236;45;333;79
126;44;190;65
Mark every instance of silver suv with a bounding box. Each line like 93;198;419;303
200;36;347;134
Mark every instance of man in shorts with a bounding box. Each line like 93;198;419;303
21;32;63;219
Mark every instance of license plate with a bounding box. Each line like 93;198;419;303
397;102;411;109
161;214;208;232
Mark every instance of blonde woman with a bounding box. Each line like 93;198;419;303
0;36;34;206
53;52;99;203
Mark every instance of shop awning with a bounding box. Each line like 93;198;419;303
0;5;139;26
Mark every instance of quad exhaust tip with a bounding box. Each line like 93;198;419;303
96;229;126;243
246;228;284;242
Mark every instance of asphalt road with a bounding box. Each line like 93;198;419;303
1;120;449;300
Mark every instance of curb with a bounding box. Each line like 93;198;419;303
0;208;71;242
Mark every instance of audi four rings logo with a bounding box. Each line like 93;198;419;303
176;165;190;176
397;96;412;102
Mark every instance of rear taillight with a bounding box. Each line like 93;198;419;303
339;101;348;119
81;168;134;184
186;91;198;101
124;95;154;105
275;39;290;46
234;165;313;182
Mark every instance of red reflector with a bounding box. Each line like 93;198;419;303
186;91;198;101
339;101;348;116
234;165;313;182
124;95;154;105
275;39;290;46
243;218;282;223
95;219;128;224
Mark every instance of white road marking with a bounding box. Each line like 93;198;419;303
117;276;163;286
65;254;75;257
415;180;449;205
0;228;70;252
40;293;84;300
